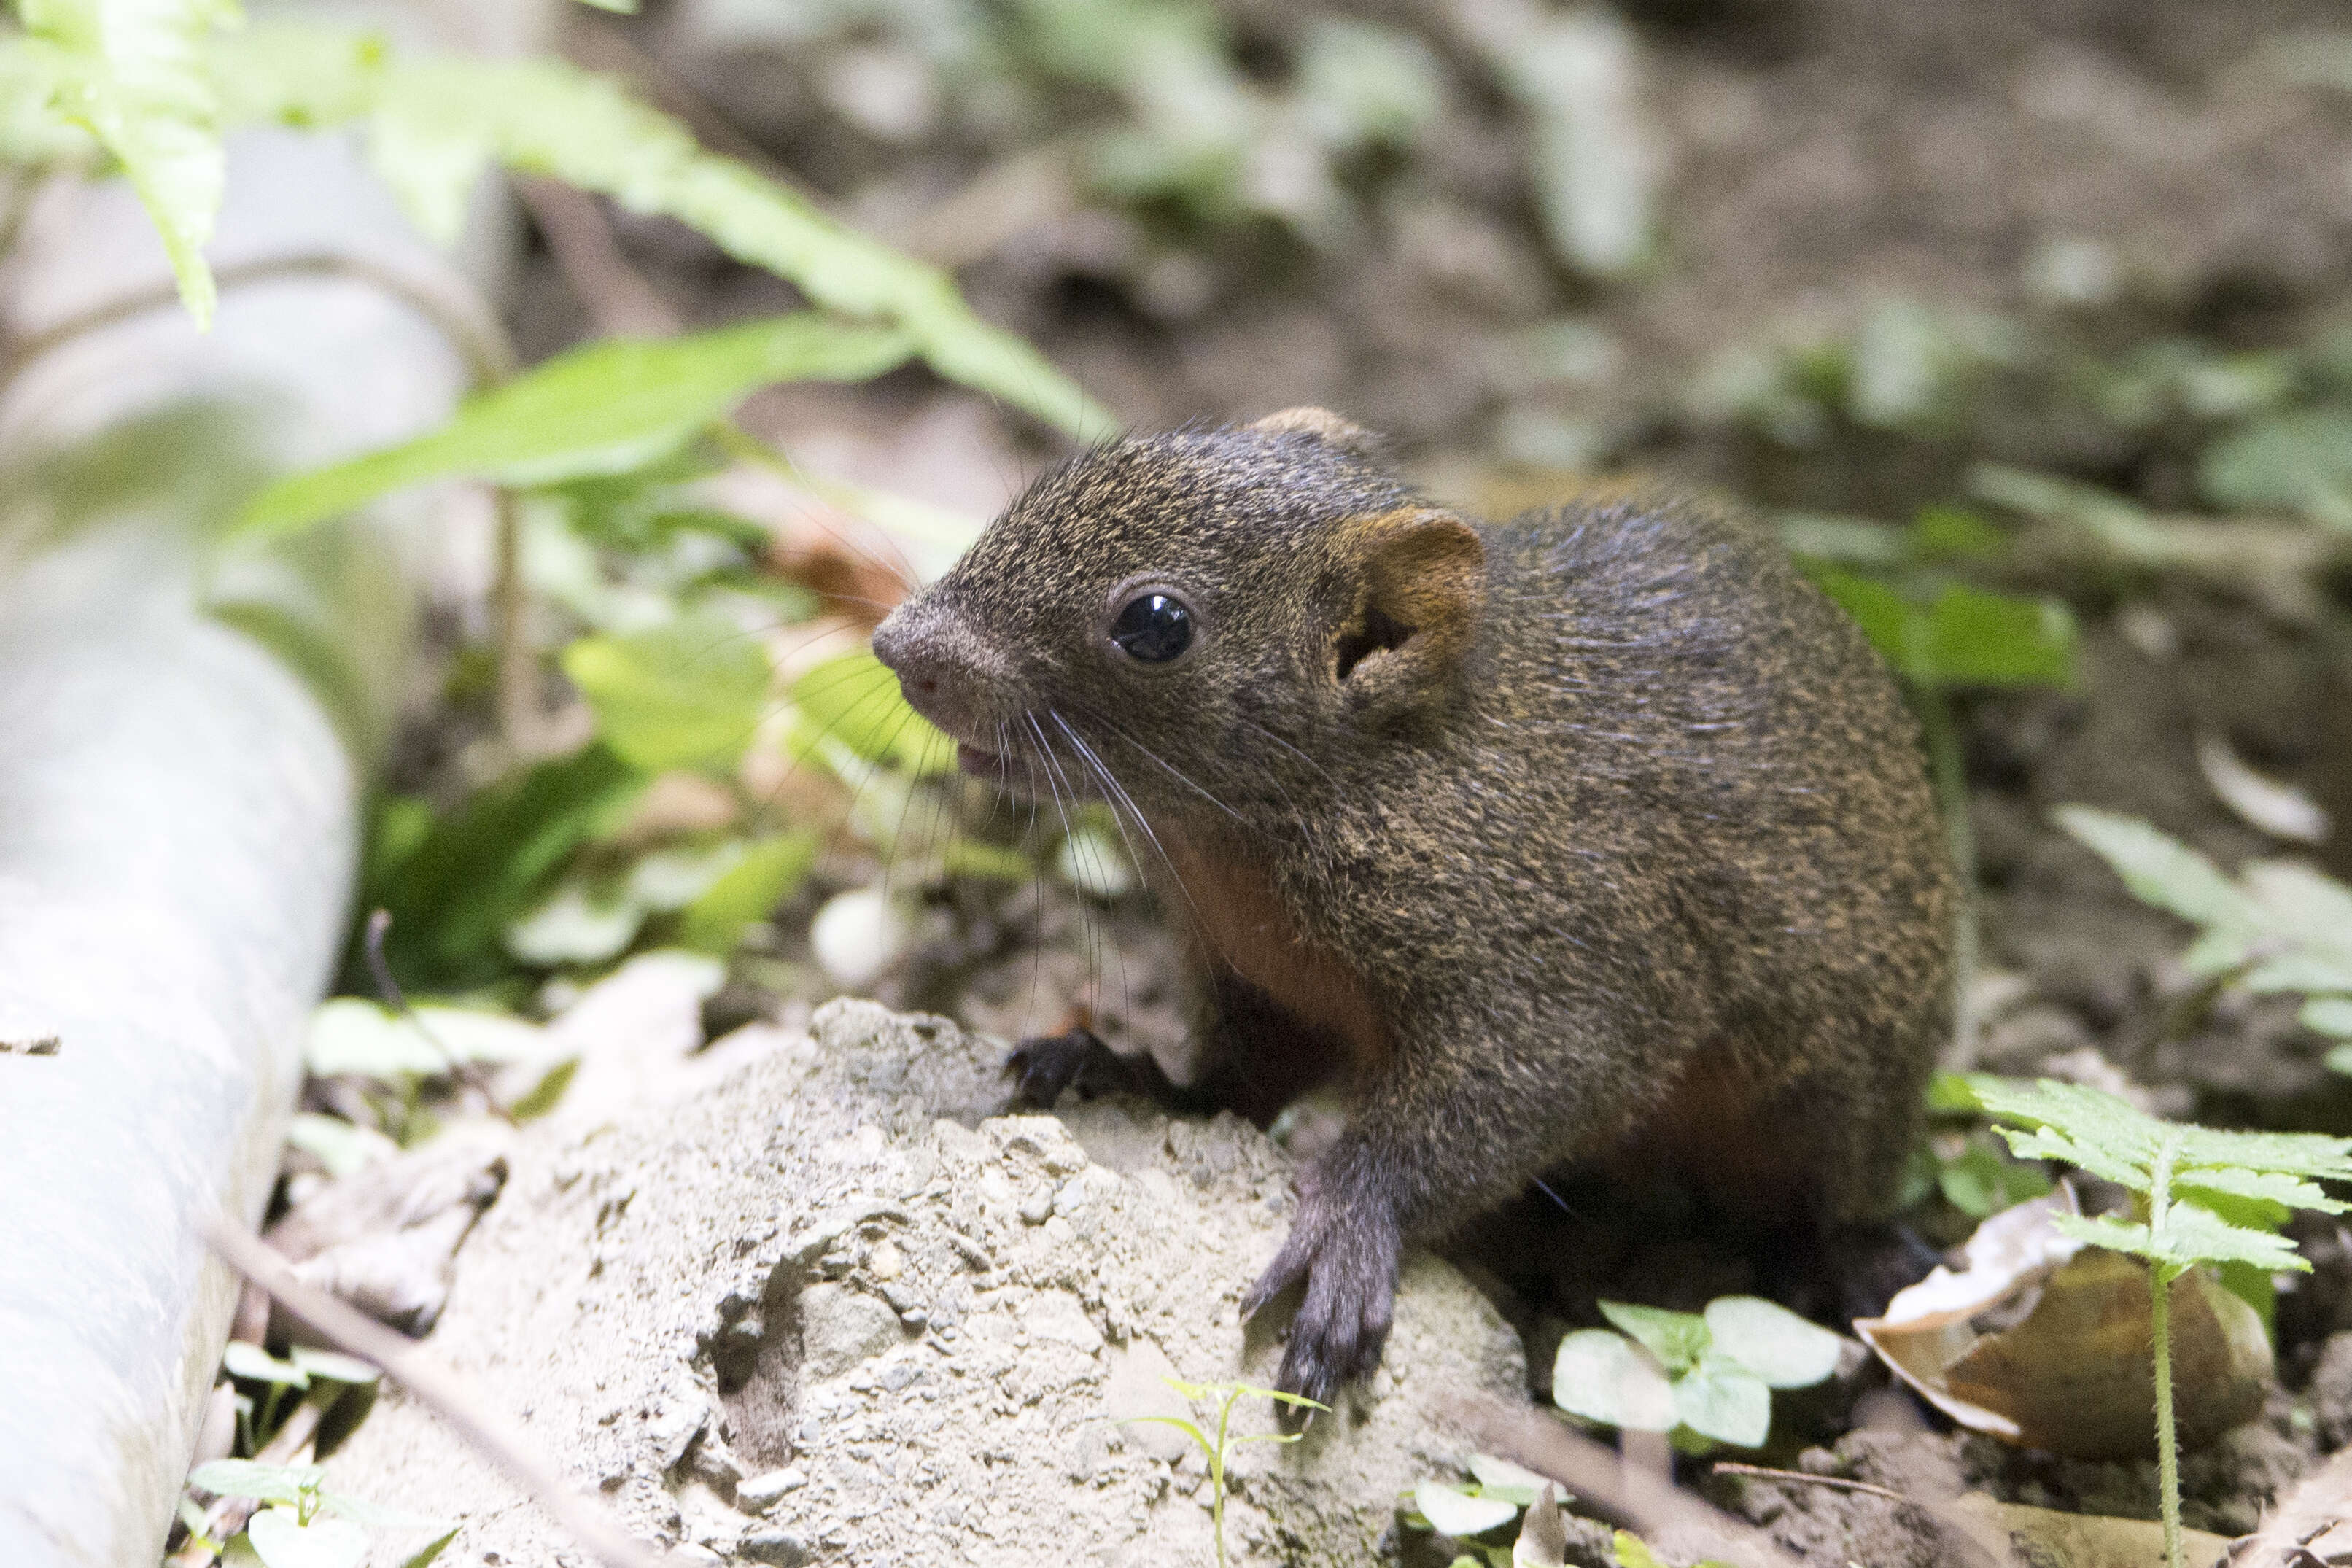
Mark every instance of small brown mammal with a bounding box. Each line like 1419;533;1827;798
870;409;1954;1403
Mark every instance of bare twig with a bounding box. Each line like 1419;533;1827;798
489;488;538;761
0;249;516;395
1707;1460;1924;1508
514;177;680;338
199;1216;668;1568
362;910;517;1125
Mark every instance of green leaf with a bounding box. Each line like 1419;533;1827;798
22;0;241;325
501;876;644;967
287;1347;379;1386
221;1340;306;1389
1700;1297;1842;1389
245;1507;368;1568
1295;18;1444;151
2243;861;2352;955
1971;1073;2352;1279
1468;1453;1556;1509
2172;1122;2352;1181
397;1528;462;1568
506;1055;578;1121
189;1460;322;1505
1920;584;2076;689
366;743;645;988
563;613;772;774
2243;953;2352;994
2057;1206;2310;1274
209;30;1111;439
1935;1134;2053;1217
1672;1355;1772;1448
1817;570;1922;681
1596;1300;1711;1373
282;1111;391;1179
304;998;540;1079
680;831;818;954
2170;1165;2347;1216
2054;807;2257;932
789;648;950;772
1993;1124;2148;1190
2305;996;2352;1039
1413;1480;1521;1539
1819;574;2073;691
1906;505;2004;562
1612;1532;1665;1568
1551;1330;1676;1432
2200;406;2352;531
205;19;381;128
236;316;913;537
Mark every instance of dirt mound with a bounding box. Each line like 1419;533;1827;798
323;998;1526;1566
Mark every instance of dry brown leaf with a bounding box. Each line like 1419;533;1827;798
1858;1195;2270;1459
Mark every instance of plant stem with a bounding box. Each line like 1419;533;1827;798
1212;1387;1236;1568
1914;686;1980;1061
2151;1264;2183;1568
2149;1132;2185;1568
493;489;535;757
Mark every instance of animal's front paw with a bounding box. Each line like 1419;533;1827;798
1004;1028;1105;1108
1241;1166;1401;1412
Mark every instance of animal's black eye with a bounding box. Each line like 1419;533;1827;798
1109;591;1194;664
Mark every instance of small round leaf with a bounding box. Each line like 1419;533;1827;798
1551;1330;1676;1432
1702;1296;1844;1388
1673;1357;1773;1448
1413;1480;1520;1538
245;1508;369;1568
1596;1300;1710;1372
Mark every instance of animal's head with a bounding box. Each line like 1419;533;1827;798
869;408;1485;826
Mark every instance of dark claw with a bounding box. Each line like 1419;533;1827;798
1004;1027;1103;1108
1243;1167;1401;1419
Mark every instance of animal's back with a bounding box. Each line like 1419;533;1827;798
1446;498;1955;1218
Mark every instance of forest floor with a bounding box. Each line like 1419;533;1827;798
274;0;2352;1560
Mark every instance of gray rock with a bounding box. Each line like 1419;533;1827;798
322;999;1527;1564
737;1467;806;1512
738;1527;810;1565
796;1283;904;1381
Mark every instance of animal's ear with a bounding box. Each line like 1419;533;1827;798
1329;507;1485;715
1251;406;1377;456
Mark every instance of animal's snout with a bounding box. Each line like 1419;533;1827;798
869;610;936;696
869;601;996;737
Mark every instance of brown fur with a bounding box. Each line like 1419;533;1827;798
1157;827;1392;1084
870;408;1955;1402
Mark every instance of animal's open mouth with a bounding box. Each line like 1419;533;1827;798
955;742;1020;781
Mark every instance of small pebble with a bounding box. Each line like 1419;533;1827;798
738;1467;809;1511
739;1526;810;1565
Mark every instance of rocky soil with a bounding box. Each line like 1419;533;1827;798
322;1000;1525;1567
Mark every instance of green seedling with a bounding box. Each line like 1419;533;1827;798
1551;1295;1841;1451
1116;1378;1326;1568
1405;1453;1569;1566
2056;805;2352;1066
1611;1529;1733;1568
220;1343;379;1456
1954;1074;2352;1568
1902;1127;2054;1221
185;1458;454;1568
